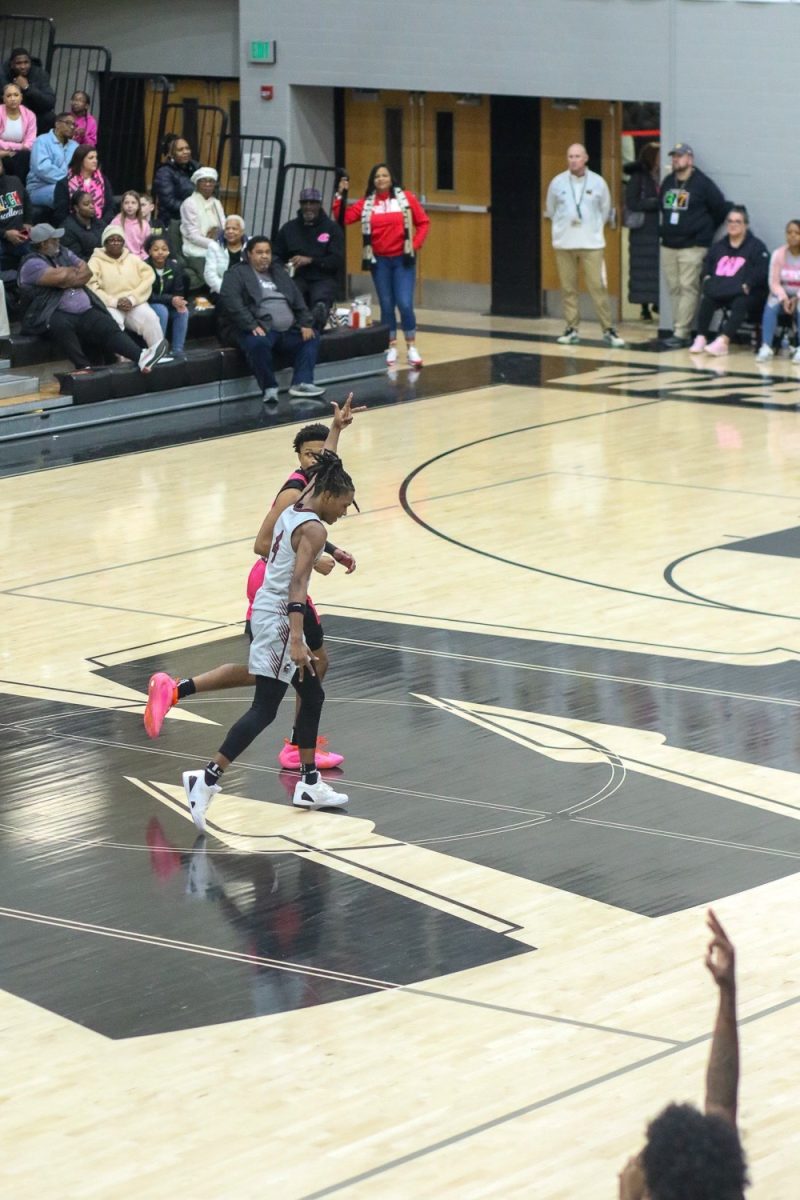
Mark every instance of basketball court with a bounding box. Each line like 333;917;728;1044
2;316;798;1198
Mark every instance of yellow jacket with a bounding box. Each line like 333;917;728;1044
88;247;154;308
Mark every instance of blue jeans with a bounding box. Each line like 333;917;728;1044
761;297;800;346
371;255;416;338
151;302;189;353
238;327;320;391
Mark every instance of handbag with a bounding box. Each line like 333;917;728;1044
623;208;645;230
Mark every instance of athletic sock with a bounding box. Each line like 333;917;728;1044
300;762;319;786
204;761;223;788
289;726;298;747
177;678;196;700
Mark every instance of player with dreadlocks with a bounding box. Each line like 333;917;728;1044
182;449;358;828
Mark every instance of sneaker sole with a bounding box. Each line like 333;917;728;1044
293;792;349;810
143;676;175;739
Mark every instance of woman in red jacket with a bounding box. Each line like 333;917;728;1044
337;162;430;367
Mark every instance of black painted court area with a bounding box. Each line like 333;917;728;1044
2;615;799;1037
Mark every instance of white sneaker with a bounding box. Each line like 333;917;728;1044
385;345;398;367
407;345;423;367
263;387;279;404
793;348;800;365
288;382;325;398
756;344;774;361
138;338;169;373
182;770;220;832
556;327;579;345
292;776;349;810
603;328;625;348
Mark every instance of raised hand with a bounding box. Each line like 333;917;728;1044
331;392;367;429
705;908;735;990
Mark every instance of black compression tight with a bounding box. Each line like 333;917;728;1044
218;671;325;763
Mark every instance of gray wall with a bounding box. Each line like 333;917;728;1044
11;0;238;76
236;0;800;254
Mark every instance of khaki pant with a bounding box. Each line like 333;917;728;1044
661;245;706;339
554;247;613;331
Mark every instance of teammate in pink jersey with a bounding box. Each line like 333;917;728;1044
144;394;364;765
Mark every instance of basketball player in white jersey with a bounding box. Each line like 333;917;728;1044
182;450;357;829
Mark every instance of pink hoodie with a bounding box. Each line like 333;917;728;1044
0;103;37;151
110;213;152;260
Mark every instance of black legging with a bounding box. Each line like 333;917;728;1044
218;670;325;763
696;291;763;340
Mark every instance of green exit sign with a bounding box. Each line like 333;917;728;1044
249;40;276;64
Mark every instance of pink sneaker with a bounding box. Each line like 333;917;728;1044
144;672;178;738
276;736;344;770
705;336;729;357
689;335;707;353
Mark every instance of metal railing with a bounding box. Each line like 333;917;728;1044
50;43;111;118
157;101;228;178
96;73;170;195
0;14;54;71
218;134;286;236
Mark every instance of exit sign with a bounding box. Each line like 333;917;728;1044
249;40;276;64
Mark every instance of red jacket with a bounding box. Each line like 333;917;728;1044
334;190;430;258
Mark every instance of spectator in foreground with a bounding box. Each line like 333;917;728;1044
204;214;246;298
217;234;324;402
69;91;97;147
3;47;55;134
109;190;152;259
180;166;225;289
0;82;36;181
18;223;157;372
145;234;189;357
273;187;344;331
756;219;800;363
61;189;104;261
88;225;168;364
688;206;769;357
26;111;78;210
52;143;114;226
0;156;32;270
617;910;749;1200
659;142;730;348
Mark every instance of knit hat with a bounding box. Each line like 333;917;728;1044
101;225;126;245
191;166;218;185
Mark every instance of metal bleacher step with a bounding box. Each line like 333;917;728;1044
0;373;40;401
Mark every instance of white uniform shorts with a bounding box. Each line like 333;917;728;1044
248;609;297;682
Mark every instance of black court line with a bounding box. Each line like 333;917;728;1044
300;991;800;1198
664;547;800;622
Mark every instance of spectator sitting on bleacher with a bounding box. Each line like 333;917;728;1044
180;166;225;291
26;112;77;211
52;144;113;226
273;188;344;331
88;226;168;363
218;235;324;402
109;191;152;260
0;156;32;270
756;220;800;364
18;223;161;373
153;134;198;228
688;206;769;357
204;214;246;298
145;234;189;357
3;48;55;135
61;190;104;261
69;91;97;147
140;192;165;239
0;83;36;182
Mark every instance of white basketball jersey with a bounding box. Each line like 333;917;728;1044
251;505;323;615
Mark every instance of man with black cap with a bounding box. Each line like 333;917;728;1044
272;188;344;330
659;143;730;348
18;223;164;372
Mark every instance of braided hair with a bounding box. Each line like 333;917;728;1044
305;450;359;510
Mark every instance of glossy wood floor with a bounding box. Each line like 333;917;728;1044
2;313;800;1198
